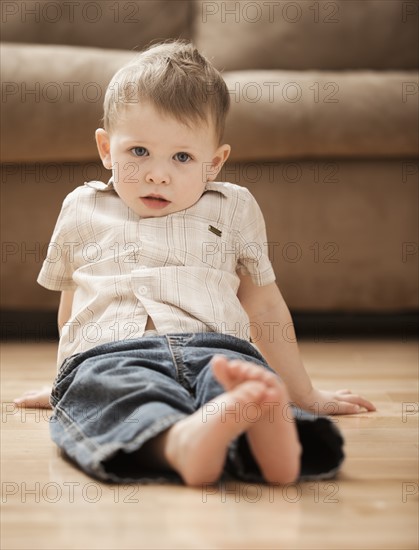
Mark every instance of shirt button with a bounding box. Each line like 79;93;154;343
139;286;148;295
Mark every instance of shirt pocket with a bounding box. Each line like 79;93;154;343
168;215;238;272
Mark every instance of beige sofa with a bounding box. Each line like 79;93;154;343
1;0;418;331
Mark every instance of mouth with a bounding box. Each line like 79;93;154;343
140;194;171;210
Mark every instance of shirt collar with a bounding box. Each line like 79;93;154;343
84;178;115;191
203;181;228;197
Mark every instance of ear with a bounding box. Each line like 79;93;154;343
206;144;231;182
95;128;112;170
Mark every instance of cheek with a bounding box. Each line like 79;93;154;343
114;159;143;186
186;180;207;201
186;165;207;189
113;171;137;198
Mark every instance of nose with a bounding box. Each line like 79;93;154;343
145;164;170;185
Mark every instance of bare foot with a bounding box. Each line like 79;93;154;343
140;357;300;486
162;379;269;486
211;356;302;484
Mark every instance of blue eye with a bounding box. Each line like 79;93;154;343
132;147;148;157
174;152;191;163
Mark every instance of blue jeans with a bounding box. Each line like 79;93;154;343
50;333;344;484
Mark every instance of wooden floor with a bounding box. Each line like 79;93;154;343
1;338;418;550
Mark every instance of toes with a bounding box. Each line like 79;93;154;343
228;360;278;387
233;380;266;402
212;356;281;397
211;355;235;389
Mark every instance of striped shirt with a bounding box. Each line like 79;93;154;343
38;179;276;368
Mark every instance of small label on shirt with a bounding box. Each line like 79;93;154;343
208;225;222;237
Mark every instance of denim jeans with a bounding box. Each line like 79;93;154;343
50;333;344;484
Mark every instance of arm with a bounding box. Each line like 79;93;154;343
14;290;74;409
237;275;376;415
58;290;74;335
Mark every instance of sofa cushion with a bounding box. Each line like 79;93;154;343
1;43;136;163
195;0;418;70
2;43;417;163
0;0;193;50
223;70;419;161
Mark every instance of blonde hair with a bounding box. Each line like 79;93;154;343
103;40;230;144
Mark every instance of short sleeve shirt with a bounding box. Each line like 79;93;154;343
38;180;276;367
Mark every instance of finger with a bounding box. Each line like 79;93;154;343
20;386;52;398
13;396;33;407
336;393;376;411
326;401;362;415
19;390;39;397
14;395;52;409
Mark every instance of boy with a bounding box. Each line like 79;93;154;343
16;40;374;486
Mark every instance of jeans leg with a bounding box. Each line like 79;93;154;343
50;338;195;483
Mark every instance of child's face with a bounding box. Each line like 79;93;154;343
95;101;230;218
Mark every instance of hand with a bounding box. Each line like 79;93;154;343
297;387;376;416
14;386;52;409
